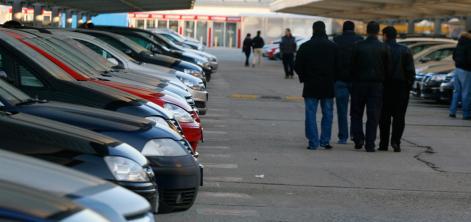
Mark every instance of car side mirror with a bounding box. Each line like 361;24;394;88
124;49;133;55
107;58;119;66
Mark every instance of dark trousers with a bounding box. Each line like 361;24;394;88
244;51;251;66
379;82;410;147
282;53;295;77
350;82;383;150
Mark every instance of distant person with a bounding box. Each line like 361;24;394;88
252;30;265;67
379;26;415;152
242;33;253;67
333;21;363;144
280;28;297;79
350;21;391;152
451;30;471;120
295;21;338;150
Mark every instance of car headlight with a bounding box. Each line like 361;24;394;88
145;116;170;128
164;103;194;123
180;78;204;91
196;59;204;66
142;139;189;156
104;156;149;182
184;69;205;79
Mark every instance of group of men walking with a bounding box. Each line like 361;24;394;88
295;21;416;152
242;31;265;68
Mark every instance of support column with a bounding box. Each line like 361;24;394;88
12;0;23;22
434;18;442;35
33;3;43;27
407;20;415;34
466;16;471;31
51;7;62;27
65;9;74;28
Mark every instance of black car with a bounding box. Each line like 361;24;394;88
0;28;182;135
0;78;201;213
0;149;155;221
0;181;110;222
440;74;454;102
0;110;158;213
420;71;453;101
74;29;204;77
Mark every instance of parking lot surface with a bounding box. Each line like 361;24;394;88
160;48;471;222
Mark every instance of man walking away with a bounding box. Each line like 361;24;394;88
350;21;391;152
252;30;265;67
379;26;415;152
452;30;471;120
280;28;297;79
295;21;338;150
333;21;363;144
242;33;252;67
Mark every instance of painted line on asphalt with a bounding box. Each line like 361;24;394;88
230;94;258;100
203;138;230;142
285;96;304;101
205;176;243;182
199;192;252;199
204;154;232;158
204;181;221;188
197;208;259;217
199;145;231;150
204;163;238;169
204;130;228;135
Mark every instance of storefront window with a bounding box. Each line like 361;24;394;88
226;22;237;48
213;22;225;47
147;19;156;29
196;21;207;45
184;20;195;38
158;20;167;29
136;19;145;29
169;20;179;32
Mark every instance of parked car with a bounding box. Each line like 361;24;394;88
0;110;158;213
74;29;209;114
440;72;455;103
155;28;205;51
407;41;449;55
413;43;456;64
413;64;454;101
0;149;155;221
398;37;457;46
0;181;110;222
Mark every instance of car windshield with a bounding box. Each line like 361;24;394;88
0;79;31;105
115;33;153;55
410;44;438;55
154;33;185;51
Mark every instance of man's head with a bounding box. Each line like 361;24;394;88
257;30;261;36
343;21;355;32
246;33;251;38
313;21;326;35
382;26;397;41
366;21;380;36
285;28;291;36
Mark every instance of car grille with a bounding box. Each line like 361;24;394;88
186;96;196;108
160;188;197;209
195;101;206;109
169;119;184;135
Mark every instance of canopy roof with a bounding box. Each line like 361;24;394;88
24;0;195;13
271;0;471;21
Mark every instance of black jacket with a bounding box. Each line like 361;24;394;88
453;32;471;72
252;35;265;49
351;36;391;83
333;31;363;82
242;37;252;53
279;35;297;55
385;40;415;88
295;34;339;98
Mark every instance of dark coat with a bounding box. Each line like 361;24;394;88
295;34;339;99
351;36;391;83
252;35;265;49
279;35;297;55
242;37;252;53
385;40;416;88
333;31;363;82
453;32;471;72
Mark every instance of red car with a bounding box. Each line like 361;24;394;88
7;29;203;152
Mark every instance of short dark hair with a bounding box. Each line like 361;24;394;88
313;21;326;34
366;21;380;35
382;26;397;39
257;30;261;35
246;33;251;37
343;21;355;31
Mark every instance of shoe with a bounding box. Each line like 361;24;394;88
354;143;363;149
365;148;376;153
378;147;388;151
321;144;333;150
307;146;318;150
392;143;401;152
449;114;456;118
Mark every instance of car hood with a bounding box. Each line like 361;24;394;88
16;101;154;133
77;80;142;104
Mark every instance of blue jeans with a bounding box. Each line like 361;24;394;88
450;71;461;115
335;81;350;143
305;98;334;148
454;68;471;119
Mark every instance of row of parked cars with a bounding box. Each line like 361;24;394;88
0;21;219;221
403;37;458;103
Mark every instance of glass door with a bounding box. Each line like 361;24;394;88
226;22;237;48
213;22;225;47
184;20;195;38
196;21;207;45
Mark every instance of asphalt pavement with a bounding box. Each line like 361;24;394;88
159;48;471;222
